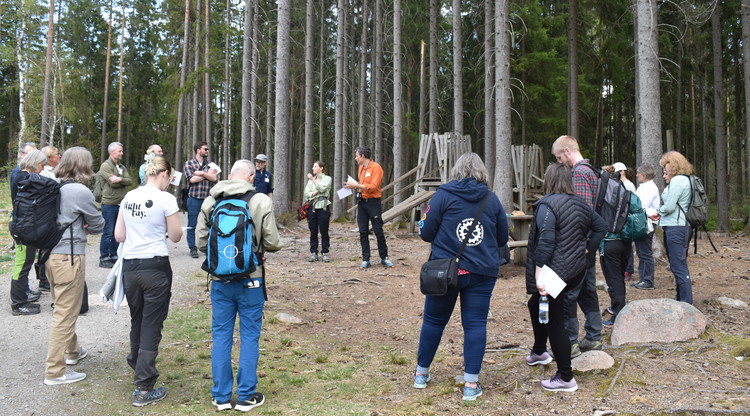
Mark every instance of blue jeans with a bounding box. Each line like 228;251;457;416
211;278;265;402
416;273;496;383
664;225;693;304
635;233;655;284
563;261;602;344
100;204;120;261
186;197;204;250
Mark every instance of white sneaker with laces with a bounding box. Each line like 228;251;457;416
44;370;87;385
65;347;88;365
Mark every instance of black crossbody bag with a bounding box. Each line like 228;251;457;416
419;193;491;296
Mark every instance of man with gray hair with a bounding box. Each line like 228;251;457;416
197;159;281;412
96;142;133;268
138;144;164;186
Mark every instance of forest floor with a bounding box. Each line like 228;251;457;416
0;215;748;416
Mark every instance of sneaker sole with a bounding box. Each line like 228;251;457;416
542;384;579;392
462;390;483;401
212;400;232;411
44;374;87;385
634;286;655;290
235;398;264;411
413;374;431;389
132;393;167;407
66;350;88;365
526;356;553;366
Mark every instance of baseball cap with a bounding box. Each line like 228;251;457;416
255;154;268;162
613;162;627;173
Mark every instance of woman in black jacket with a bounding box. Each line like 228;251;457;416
525;163;606;392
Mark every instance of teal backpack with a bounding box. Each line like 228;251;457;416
619;193;649;243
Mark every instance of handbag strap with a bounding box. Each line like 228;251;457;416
454;192;492;260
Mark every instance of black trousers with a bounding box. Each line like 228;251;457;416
308;208;331;254
123;256;172;391
601;239;632;322
10;245;36;308
356;198;388;261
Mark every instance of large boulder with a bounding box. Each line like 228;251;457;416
610;298;707;346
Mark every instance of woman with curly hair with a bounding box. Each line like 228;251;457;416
651;151;694;304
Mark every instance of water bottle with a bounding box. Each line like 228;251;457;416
538;295;549;324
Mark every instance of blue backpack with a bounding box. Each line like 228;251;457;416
201;191;257;280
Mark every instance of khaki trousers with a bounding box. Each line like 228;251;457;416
44;254;85;379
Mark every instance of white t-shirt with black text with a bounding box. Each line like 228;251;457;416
120;186;179;259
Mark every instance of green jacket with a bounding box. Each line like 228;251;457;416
303;173;332;210
97;158;133;205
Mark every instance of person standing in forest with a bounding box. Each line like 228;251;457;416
253;154;273;199
344;146;395;270
304;161;332;262
97;142;133;268
184;142;218;258
139;144;164;186
632;163;660;290
551;135;603;356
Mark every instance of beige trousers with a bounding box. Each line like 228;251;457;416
44;254;85;379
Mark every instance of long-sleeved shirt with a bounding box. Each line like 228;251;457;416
572;160;599;208
97;158;133;205
304;174;332;209
658;175;691;226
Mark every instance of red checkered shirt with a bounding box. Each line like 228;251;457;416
184;158;215;199
572;159;598;209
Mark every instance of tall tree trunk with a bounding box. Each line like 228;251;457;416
494;0;512;209
265;47;273;158
116;2;126;144
428;0;438;134
250;0;259;156
711;9;729;232
192;0;201;147
273;0;292;212
203;0;211;152
318;0;325;157
373;0;383;162
222;0;231;173
393;0;403;205
418;40;425;137
175;0;190;166
483;0;494;184
40;0;55;145
333;0;345;218
635;0;663;188
567;0;578;138
742;0;750;230
452;0;462;138
358;0;368;149
304;0;314;173
241;0;253;159
101;0;114;162
16;12;28;147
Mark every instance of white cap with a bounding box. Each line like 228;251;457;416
254;154;268;162
613;162;627;173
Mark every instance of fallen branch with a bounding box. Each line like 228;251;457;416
601;357;626;397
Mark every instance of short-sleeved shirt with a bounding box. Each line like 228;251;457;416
120;186;179;259
358;161;384;199
184;158;215;199
254;169;273;195
571;159;599;208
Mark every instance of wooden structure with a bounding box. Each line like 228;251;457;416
511;144;545;212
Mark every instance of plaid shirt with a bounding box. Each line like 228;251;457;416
572;159;598;208
184;158;215;199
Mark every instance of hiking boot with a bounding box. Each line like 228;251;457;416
633;281;655;290
39;280;51;292
212;398;232;411
359;260;371;270
99;259;114;268
189;248;199;258
65;347;88;365
12;303;40;316
322;253;331;263
380;257;395;268
132;386;167;407
525;351;553;366
462;384;483;401
413;373;431;389
308;253;318;262
541;374;578;392
44;370;86;385
26;290;41;303
570;343;582;358
235;392;265;412
602;319;614;329
579;339;603;352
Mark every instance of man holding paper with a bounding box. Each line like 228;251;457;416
344;146;394;270
184;141;218;258
524;163;606;393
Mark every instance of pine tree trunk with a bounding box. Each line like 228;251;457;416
192;0;201;147
304;0;314;174
333;0;345;218
483;0;494;184
222;0;231;174
741;0;750;231
273;0;292;212
373;0;383;163
175;0;190;166
16;13;28;147
493;0;512;210
711;9;729;232
393;0;404;205
250;0;259;156
357;0;368;149
318;0;325;157
452;0;462;138
116;2;126;144
567;0;578;139
241;0;253;159
203;0;211;152
40;0;55;145
428;0;438;134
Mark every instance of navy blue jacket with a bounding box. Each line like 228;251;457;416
419;178;509;277
254;169;273;195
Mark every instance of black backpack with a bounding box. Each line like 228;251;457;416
581;164;631;235
677;174;717;253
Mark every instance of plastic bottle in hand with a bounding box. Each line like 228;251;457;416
538;295;549;324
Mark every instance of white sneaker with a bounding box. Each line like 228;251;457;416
44;370;87;385
65;347;88;365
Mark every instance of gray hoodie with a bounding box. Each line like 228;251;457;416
51;182;105;255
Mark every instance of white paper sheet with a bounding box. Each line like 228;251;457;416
538;265;567;299
207;162;222;174
337;187;353;200
170;170;182;186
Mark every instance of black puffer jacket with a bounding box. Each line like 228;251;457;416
525;193;606;294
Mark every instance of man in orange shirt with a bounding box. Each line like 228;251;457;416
344;146;395;270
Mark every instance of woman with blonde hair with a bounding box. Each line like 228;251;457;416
651;151;694;304
44;147;105;385
115;155;182;406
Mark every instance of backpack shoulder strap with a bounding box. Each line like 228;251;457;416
577;162;600;177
